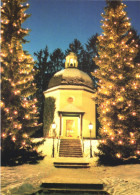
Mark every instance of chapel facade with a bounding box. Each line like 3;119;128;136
43;52;96;140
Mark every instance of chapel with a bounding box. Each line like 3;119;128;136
43;52;96;141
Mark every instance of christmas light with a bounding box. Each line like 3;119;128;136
14;124;18;128
5;108;9;113
118;75;123;79
135;74;140;78
12;136;16;142
130;140;135;144
33;109;37;113
117;96;124;102
130;132;134;137
118;140;123;145
13;110;18;115
101;139;106;143
2;133;6;138
34;98;37;102
23;134;28;138
132;112;136;116
22;141;26;146
118;131;122;135
1;101;5;107
25;114;29;119
116;153;121;158
18;124;22;129
118;115;124;120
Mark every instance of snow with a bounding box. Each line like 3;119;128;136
1;156;140;195
48;68;94;89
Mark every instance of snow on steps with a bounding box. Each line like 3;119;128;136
59;139;83;157
54;161;90;168
36;182;109;194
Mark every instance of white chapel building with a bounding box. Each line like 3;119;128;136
43;52;96;140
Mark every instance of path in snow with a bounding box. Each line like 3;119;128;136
1;157;140;195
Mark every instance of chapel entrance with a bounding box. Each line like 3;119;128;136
62;116;79;138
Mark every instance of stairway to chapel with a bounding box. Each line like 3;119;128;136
59;139;83;158
38;183;109;194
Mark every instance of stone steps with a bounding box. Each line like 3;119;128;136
54;162;90;168
59;139;83;158
37;183;109;194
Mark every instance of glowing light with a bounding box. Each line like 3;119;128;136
117;96;124;102
121;87;125;91
136;150;140;155
5;108;9;113
101;139;106;144
118;131;122;135
18;124;22;129
118;140;123;145
132;112;136;116
11;82;15;86
131;140;135;144
2;133;6;138
13;110;18;115
33;109;37;113
12;136;16;142
14;124;18;128
25;114;29;119
23;134;28;138
116;153;121;158
1;101;5;107
118;115;124;120
22;141;26;146
118;75;123;79
106;108;110;112
130;132;134;137
136;74;140;78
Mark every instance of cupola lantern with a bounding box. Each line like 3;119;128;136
65;52;78;68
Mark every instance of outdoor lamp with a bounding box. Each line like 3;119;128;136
88;122;93;130
52;122;56;158
88;122;93;158
52;122;56;131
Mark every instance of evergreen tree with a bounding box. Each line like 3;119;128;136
33;47;64;136
93;0;140;165
86;33;99;72
50;48;64;72
65;39;86;71
1;0;43;165
34;46;50;137
65;38;98;74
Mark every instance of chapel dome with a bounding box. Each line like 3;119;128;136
48;68;94;89
48;52;94;89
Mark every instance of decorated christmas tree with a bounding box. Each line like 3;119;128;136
1;0;43;165
93;0;140;165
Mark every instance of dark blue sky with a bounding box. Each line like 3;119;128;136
23;0;140;59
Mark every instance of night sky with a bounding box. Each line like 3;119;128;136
23;0;140;59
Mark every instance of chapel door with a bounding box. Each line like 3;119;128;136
62;116;79;138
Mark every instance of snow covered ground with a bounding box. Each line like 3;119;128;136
1;156;140;195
